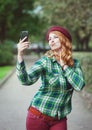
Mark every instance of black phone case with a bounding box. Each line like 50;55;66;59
20;31;28;41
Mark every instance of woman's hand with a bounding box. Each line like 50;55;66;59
60;53;68;70
17;37;30;63
17;36;30;56
60;58;68;70
60;58;65;67
59;52;65;67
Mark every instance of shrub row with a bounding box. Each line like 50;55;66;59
0;40;14;66
73;52;92;86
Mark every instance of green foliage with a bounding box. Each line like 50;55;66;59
73;52;92;85
85;85;92;93
0;0;46;42
0;66;13;80
34;0;92;50
0;40;14;66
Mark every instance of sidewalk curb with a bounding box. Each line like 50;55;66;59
0;67;15;88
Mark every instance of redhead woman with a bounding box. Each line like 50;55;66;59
16;26;85;130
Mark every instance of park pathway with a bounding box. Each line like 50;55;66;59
0;57;92;130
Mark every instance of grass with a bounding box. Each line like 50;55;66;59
0;66;13;80
73;51;92;59
73;52;92;94
85;85;92;94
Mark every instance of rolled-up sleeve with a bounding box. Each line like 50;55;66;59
64;59;85;91
16;57;46;85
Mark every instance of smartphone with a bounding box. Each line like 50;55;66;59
20;31;28;42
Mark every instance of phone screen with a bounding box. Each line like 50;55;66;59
20;31;28;41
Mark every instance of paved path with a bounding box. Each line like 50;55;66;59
0;60;92;130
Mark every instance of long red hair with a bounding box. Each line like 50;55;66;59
46;31;74;67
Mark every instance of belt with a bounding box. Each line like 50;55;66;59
28;106;58;121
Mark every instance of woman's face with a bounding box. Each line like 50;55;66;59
48;33;62;50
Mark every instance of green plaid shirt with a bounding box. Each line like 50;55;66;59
16;56;85;119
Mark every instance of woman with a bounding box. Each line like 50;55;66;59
16;26;85;130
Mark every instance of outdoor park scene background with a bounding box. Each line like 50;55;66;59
0;1;92;129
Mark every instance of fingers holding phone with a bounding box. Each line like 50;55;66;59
17;31;30;55
20;31;29;42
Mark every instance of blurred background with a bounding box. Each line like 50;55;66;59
0;0;92;93
0;0;92;130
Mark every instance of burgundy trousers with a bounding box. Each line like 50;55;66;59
26;111;67;130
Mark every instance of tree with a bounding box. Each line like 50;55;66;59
34;0;92;51
0;0;44;43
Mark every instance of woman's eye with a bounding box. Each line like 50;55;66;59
54;36;58;38
48;36;58;41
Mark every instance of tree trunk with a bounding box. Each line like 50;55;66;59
75;30;91;51
0;20;7;43
81;34;91;51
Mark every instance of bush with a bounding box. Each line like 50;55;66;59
0;40;14;66
73;52;92;86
